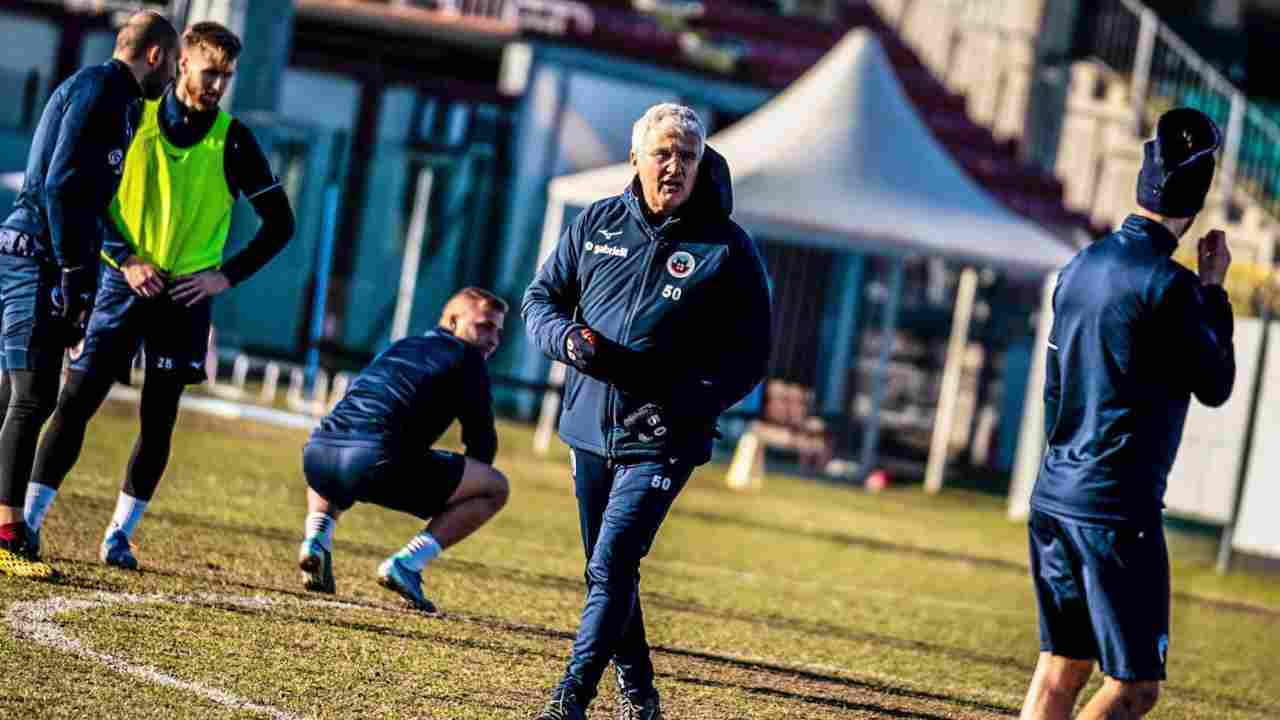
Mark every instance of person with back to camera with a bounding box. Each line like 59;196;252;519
1021;107;1235;720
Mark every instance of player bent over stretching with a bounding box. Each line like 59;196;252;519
298;288;510;613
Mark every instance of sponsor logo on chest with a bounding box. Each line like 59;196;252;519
584;239;629;258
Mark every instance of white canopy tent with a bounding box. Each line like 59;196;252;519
532;29;1074;481
539;29;1072;272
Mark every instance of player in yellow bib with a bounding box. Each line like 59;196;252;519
20;22;295;570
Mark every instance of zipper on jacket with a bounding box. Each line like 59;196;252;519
606;221;667;460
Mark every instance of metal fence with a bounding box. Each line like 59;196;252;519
1072;0;1280;219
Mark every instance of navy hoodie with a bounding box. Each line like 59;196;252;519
1033;215;1235;525
523;146;772;464
316;328;498;464
2;60;142;269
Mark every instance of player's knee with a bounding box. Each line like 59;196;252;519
1042;660;1091;698
12;385;56;423
1119;683;1160;716
585;552;637;592
488;468;510;509
56;373;103;422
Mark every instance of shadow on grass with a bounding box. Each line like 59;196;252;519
53;494;1278;717
118;593;1019;719
670;673;1011;719
672;507;1027;572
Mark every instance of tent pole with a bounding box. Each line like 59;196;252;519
821;254;865;416
517;196;568;420
925;266;979;493
1008;272;1057;520
859;258;905;478
390;167;435;342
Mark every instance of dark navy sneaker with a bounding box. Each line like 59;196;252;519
615;667;663;720
298;538;336;594
535;683;587;720
100;528;139;570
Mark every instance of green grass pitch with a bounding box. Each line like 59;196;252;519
0;400;1275;719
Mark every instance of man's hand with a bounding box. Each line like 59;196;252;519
565;326;607;372
622;403;669;443
52;266;95;348
121;255;167;298
169;270;230;307
1198;229;1231;287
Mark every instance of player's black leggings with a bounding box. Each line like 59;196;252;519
30;370;185;501
0;370;60;507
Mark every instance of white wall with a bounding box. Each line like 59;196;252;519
1164;320;1261;523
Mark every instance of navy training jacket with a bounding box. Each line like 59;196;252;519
2;59;143;269
522;146;773;464
316;328;498;464
1032;214;1235;525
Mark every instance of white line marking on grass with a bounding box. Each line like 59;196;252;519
7;591;369;720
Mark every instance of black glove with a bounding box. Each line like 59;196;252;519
50;266;95;347
565;325;618;374
622;402;669;443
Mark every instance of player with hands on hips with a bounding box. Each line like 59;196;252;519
18;22;295;573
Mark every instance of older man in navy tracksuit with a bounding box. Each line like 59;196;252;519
1022;108;1235;720
0;11;176;579
524;103;772;720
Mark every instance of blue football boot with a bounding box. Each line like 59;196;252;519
376;555;437;614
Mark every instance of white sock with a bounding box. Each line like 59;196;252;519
108;493;149;540
395;530;443;572
304;512;336;552
24;483;58;531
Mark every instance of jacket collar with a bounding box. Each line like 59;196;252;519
106;59;143;103
1120;214;1180;256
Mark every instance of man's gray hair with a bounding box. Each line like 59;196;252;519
631;103;706;158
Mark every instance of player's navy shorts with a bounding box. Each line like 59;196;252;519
70;263;211;385
0;244;66;374
1028;509;1170;681
302;432;467;519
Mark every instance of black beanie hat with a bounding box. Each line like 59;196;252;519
1136;107;1222;218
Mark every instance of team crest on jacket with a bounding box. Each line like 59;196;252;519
108;149;124;173
667;251;696;278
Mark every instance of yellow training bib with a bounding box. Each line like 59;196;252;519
108;99;234;276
